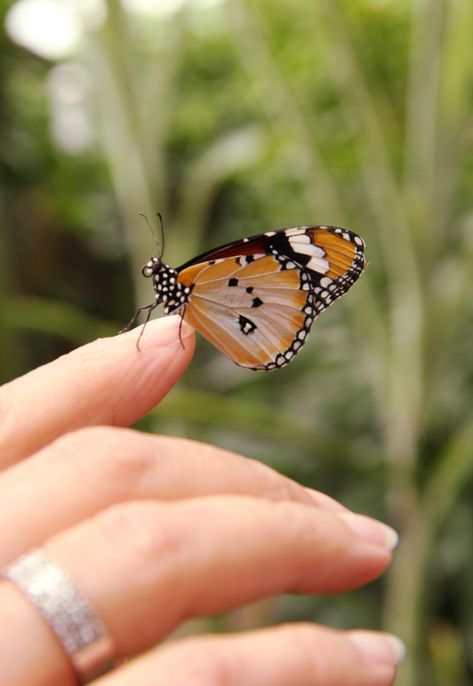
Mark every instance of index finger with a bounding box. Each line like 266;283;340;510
0;316;195;469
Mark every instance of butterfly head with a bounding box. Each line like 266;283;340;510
141;257;191;313
141;256;164;278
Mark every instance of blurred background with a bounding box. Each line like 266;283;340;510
1;0;473;683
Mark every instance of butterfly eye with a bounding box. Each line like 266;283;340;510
142;260;157;278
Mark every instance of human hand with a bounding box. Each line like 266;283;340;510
0;316;403;686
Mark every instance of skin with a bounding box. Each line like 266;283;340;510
0;316;403;686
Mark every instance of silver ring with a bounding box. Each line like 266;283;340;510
2;549;115;683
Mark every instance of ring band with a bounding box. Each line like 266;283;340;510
2;549;115;683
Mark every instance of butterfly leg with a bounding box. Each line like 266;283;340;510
120;302;158;333
178;306;187;350
120;301;159;351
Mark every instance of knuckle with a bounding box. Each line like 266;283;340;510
274;500;320;546
83;430;157;495
51;427;158;495
260;469;303;503
94;501;184;564
98;445;157;497
238;457;306;504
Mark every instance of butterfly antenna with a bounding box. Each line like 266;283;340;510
138;211;165;258
156;211;165;258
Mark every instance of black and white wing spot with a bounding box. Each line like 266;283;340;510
238;315;257;336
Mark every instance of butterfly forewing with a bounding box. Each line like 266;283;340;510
172;226;365;370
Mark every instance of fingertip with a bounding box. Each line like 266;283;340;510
347;630;405;667
338;513;399;551
119;315;196;375
117;315;195;409
67;314;197;424
122;315;195;352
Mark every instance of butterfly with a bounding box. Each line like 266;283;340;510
126;224;365;371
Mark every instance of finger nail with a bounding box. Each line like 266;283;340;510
348;631;405;666
339;512;399;550
304;488;349;513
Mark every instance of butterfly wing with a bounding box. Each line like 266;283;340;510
176;226;364;371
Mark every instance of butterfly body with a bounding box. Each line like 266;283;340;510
138;225;365;371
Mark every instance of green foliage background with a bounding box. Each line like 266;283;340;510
1;1;473;684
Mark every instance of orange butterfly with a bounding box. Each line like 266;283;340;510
127;225;365;371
